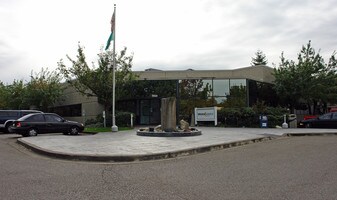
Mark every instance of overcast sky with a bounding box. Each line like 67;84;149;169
1;0;337;83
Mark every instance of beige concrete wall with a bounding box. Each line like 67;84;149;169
55;84;104;123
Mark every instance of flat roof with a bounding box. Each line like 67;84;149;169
134;65;275;84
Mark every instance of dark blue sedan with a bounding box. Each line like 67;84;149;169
299;112;337;128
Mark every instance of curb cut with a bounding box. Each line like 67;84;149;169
17;136;275;163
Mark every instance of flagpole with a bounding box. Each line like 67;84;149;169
111;4;118;132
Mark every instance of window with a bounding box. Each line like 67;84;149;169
50;104;82;117
226;79;247;107
320;113;332;120
28;114;45;122
332;113;337;119
213;80;230;97
0;111;18;117
45;114;63;122
230;79;246;87
21;111;41;117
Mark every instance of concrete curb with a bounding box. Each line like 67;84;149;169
17;136;275;163
283;132;337;137
17;132;337;163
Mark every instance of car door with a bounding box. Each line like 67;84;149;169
316;113;333;128
27;114;47;133
330;112;337;128
44;114;68;133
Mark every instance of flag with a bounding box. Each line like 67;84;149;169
105;33;113;50
105;11;115;50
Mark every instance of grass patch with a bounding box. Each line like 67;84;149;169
84;127;133;133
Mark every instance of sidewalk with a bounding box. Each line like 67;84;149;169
17;127;337;162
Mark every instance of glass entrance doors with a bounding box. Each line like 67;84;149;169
140;99;161;125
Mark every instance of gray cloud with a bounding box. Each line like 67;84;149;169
1;0;337;83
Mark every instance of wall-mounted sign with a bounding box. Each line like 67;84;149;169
194;107;217;126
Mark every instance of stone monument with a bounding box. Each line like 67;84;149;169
161;97;176;132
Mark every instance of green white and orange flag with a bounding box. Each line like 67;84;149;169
105;11;115;50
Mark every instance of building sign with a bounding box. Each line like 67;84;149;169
195;107;217;126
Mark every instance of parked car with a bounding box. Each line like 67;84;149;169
299;112;337;128
10;113;84;137
0;110;42;133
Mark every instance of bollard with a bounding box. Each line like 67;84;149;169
282;114;288;128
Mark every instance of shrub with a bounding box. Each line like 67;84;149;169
85;118;97;126
116;112;135;127
86;111;135;127
218;106;288;128
240;107;259;127
218;108;241;127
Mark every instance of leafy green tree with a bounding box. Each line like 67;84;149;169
273;41;337;114
180;79;207;99
0;80;28;109
0;69;63;110
58;44;137;111
179;79;215;120
0;82;7;109
25;68;64;111
251;50;268;66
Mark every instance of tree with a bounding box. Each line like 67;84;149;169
0;80;28;109
251;50;268;66
0;82;7;109
0;68;63;110
273;41;337;114
25;68;64;111
180;79;206;99
179;79;215;120
57;44;137;112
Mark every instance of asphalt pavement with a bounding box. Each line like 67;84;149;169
17;127;337;162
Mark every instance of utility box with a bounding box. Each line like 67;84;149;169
288;114;297;128
259;115;268;128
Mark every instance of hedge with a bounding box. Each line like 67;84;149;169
217;107;289;128
85;111;135;127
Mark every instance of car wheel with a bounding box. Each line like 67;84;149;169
305;123;312;128
5;125;11;133
27;128;38;136
69;126;79;135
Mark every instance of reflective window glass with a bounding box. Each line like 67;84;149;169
332;113;337;119
45;115;63;122
320;113;332;119
213;79;230;97
214;96;227;104
230;79;246;87
27;114;44;122
201;80;212;97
